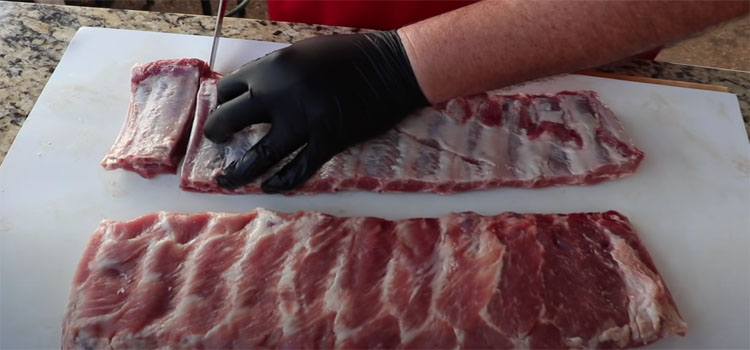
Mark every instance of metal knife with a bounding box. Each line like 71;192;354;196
209;0;228;70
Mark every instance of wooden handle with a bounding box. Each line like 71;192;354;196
578;71;730;93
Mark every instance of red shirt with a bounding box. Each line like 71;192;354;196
267;0;476;30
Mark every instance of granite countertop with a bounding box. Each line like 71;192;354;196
1;1;748;165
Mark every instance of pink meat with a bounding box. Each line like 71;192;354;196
179;73;232;191
62;209;685;349
101;58;208;178
180;86;645;194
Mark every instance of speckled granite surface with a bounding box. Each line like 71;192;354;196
656;15;750;72
1;1;748;164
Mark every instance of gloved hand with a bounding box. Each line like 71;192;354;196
203;30;429;194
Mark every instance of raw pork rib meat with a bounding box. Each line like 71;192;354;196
179;73;230;189
101;58;207;178
180;86;645;194
63;209;685;349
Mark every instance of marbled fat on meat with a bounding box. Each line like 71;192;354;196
178;73;238;191
62;209;685;349
101;58;208;178
180;86;645;194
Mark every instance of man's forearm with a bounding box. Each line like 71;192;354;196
397;0;748;103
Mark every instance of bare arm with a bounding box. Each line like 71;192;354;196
397;0;748;103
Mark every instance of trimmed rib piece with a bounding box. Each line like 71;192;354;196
101;58;207;178
179;73;232;191
63;209;685;349
180;88;645;194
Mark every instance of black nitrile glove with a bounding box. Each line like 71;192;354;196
203;30;429;193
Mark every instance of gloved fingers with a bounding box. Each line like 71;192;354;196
217;126;304;190
203;91;269;143
261;143;334;194
216;73;249;104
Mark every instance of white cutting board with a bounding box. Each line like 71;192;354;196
1;27;749;349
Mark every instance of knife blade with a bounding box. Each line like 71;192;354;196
209;0;228;70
